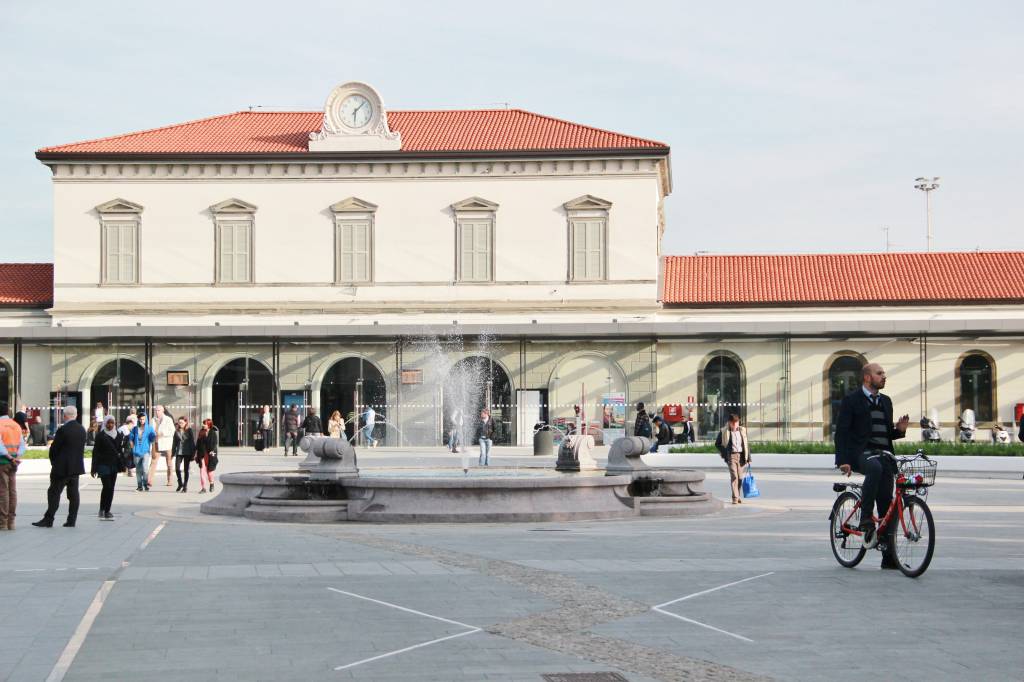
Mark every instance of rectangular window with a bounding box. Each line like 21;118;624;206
337;220;372;283
217;221;251;283
571;219;605;280
102;221;137;284
459;220;492;282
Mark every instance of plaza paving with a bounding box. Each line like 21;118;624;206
2;448;1022;681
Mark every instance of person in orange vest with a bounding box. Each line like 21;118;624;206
0;401;27;530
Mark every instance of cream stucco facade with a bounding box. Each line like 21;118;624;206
2;83;1020;448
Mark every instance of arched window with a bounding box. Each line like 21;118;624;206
958;353;994;422
698;353;744;437
824;353;865;438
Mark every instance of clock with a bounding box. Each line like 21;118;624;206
339;94;373;128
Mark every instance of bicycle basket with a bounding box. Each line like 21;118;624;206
897;456;937;487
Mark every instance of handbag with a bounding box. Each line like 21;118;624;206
207;452;219;472
742;466;760;498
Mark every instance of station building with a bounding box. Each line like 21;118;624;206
2;82;1023;447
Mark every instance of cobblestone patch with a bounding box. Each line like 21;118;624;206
314;530;769;682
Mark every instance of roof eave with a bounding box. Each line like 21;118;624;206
35;146;670;164
662;298;1024;308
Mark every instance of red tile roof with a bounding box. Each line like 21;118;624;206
661;252;1024;306
37;110;668;156
0;264;53;308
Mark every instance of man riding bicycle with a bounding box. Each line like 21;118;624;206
834;362;910;568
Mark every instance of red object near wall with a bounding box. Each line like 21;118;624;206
662;404;685;423
1015;403;1024;424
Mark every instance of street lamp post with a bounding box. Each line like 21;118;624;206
914;177;940;252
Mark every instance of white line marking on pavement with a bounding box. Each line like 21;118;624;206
653;607;755;643
654;572;775;609
15;568;46;572
652;572;774;643
334;629;481;671
327;587;481;671
327;587;479;629
46;580;115;682
139;521;166;551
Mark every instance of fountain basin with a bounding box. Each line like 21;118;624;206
201;466;723;523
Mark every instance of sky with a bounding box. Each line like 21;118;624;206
1;1;1021;262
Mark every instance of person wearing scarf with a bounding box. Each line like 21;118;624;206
91;416;124;520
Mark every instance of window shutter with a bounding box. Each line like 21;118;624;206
460;222;475;280
120;223;136;283
235;223;250;282
572;221;587;279
338;220;371;283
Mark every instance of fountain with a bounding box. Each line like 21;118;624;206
200;333;723;522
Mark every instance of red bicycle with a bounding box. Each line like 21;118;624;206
829;450;936;578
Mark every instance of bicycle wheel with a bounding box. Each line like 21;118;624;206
830;491;866;568
891;496;935;578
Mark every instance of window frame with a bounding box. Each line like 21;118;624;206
330;197;378;285
210;199;257;285
564;195;612;282
96;199;143;286
955;350;997;425
451;197;498;284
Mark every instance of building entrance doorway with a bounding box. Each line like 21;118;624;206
443;356;512;446
212;358;273;447
90;358;147;423
320;357;387;445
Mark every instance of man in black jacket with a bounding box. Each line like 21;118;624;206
834;363;909;553
302;407;323;438
33;406;87;528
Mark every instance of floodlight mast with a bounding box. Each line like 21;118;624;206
914;177;940;252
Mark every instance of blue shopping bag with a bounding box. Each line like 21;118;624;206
742;467;760;498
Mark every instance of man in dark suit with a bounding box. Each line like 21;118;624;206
33;405;87;528
835;363;909;561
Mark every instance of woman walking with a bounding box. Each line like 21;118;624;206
196;418;220;494
172;417;196;492
91;416;123;520
327;410;343;439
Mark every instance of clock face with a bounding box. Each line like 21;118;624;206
339;94;373;128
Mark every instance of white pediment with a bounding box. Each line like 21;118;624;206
95;198;143;214
330;197;379;213
451;196;499;212
309;82;402;153
564;195;612;211
210;198;258;214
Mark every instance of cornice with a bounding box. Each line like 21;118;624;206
43;156;664;182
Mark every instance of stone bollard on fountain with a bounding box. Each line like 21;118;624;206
604;435;654;474
555;434;598;472
299;435;359;481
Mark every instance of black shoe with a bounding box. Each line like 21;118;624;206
32;519;53;528
103;512;114;521
181;486;187;493
98;510;104;518
209;483;214;492
136;486;143;491
175;483;183;492
63;521;75;528
144;485;151;491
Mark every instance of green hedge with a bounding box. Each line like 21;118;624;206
669;441;1024;456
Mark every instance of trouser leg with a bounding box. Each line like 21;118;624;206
856;452;884;525
174;456;183;486
44;476;66;521
728;453;742;501
0;464;14;529
135;456;147;488
66;476;80;524
100;474;115;513
183;458;190;487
